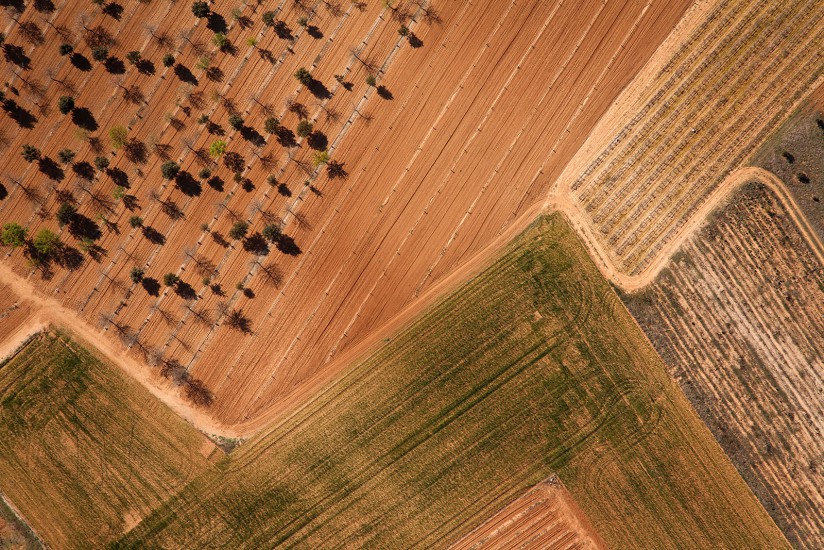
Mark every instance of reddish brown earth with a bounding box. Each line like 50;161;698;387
0;0;690;429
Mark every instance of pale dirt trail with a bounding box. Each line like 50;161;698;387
0;262;239;438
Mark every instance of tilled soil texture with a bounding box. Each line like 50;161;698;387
0;0;690;426
566;0;824;277
622;182;824;549
450;477;606;550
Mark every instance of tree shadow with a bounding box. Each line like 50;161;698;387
175;281;197;300
3;44;30;69
33;0;55;12
408;33;423;48
277;183;292;197
207;176;224;192
142;277;160;296
243;232;269;255
70;52;92;71
306;25;323;39
307;131;328;150
276;234;301;255
73;162;95;180
0;183;7;200
71;107;98;131
175;171;202;196
108;167;129;187
55;246;84;271
327;160;347;180
206;121;225;136
376;85;393;100
240;126;266;146
124;139;148;163
142;226;166;245
211;231;229;247
174;63;198;85
273;21;293;40
68;213;102;241
206;12;228;33
307;79;331;99
2;100;37;128
136;59;155;75
206;66;224;82
104;56;126;74
102;2;124;19
276;127;296;147
38;157;64;181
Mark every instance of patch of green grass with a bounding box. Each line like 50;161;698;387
0;331;214;549
116;214;785;549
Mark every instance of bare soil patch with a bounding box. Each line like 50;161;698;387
621;182;824;549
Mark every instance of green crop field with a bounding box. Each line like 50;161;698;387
0;331;215;549
116;214;785;549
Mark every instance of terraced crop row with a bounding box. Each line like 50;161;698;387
571;0;824;275
622;182;824;549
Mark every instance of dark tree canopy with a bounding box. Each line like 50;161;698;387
191;1;209;17
57;95;75;114
160;160;180;180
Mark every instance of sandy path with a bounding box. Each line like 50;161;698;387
0;261;237;437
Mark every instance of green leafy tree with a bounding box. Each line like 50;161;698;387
312;150;330;167
113;185;126;201
296;120;313;138
228;220;249;240
213;33;229;50
162;53;175;67
0;223;27;248
128;215;143;228
366;74;377;87
398;25;409;37
130;266;144;283
228;114;244;130
264;117;279;134
55;202;77;228
109;125;128;149
209;139;227;158
57;149;76;165
94;156;110;171
163;272;180;287
160;160;180;179
294;67;312;86
199;167;212;179
57;95;75;114
32;229;60;257
262;11;277;26
21;144;41;163
262;223;281;243
125;50;141;65
92;46;109;62
191;1;209;17
59;43;73;56
297;16;308;27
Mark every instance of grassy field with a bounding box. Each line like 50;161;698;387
0;331;215;549
116;214;785;549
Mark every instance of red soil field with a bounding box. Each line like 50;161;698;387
0;0;690;428
451;477;606;550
